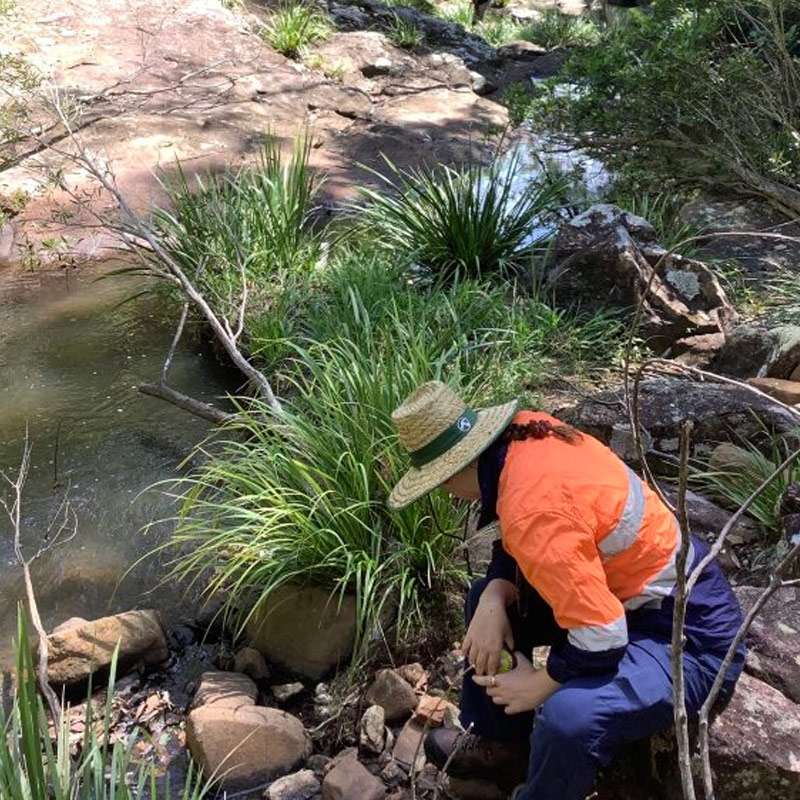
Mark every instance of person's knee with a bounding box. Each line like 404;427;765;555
536;688;601;753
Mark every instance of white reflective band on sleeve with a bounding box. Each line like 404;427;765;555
567;615;628;652
623;519;695;610
598;466;646;561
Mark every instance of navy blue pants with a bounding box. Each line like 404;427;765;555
460;577;744;800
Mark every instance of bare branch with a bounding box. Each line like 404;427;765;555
5;432;62;728
139;383;234;425
671;421;698;800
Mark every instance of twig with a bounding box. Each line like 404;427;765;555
671;421;697;800
161;301;189;386
1;432;64;728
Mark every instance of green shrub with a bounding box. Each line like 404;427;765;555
501;82;536;127
521;9;600;48
0;608;210;799
354;152;564;282
149;136;321;314
387;13;423;48
261;3;333;58
534;0;800;215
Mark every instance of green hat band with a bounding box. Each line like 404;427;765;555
408;408;478;468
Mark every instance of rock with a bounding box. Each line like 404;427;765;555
415;694;458;728
469;70;494;95
669;332;725;367
234;647;270;681
47;610;169;686
246;584;358;680
273;682;305;704
561;378;800;467
392;718;427;772
186;705;311;788
708;442;756;473
704;672;800;798
365;669;419;722
379;760;405;787
322;757;386;800
661;487;761;545
735;586;800;704
191;671;258;710
360;704;386;753
792;363;800;383
265;769;320;800
307;753;331;773
546;205;736;346
396;662;428;690
679;196;800;281
712;324;800;379
497;40;548;60
51;617;88;635
747;377;800;405
362;57;392;77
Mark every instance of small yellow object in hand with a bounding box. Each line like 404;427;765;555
498;650;517;674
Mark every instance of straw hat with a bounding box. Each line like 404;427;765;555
388;382;519;510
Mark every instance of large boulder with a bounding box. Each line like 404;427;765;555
560;377;800;466
186;705;311;788
735;585;800;704
546;205;736;346
712;325;800;380
660;488;760;545
704;672;800;798
246;584;358;680
47;610;169;686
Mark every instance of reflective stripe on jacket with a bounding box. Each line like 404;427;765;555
496;410;688;680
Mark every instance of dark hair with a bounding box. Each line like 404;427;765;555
502;419;581;445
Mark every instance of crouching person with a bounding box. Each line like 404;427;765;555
387;381;745;799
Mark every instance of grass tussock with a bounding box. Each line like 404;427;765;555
355;152;564;282
261;3;333;58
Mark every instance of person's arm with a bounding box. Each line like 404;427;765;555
503;509;628;683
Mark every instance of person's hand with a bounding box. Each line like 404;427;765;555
472;653;561;715
461;582;515;677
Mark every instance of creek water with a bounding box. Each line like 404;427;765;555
0;263;238;663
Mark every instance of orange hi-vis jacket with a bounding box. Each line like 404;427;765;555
496;410;690;676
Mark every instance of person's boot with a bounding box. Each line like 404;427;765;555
424;728;529;788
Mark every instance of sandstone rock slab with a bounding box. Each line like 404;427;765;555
47;609;169;686
186;705;311;788
392;718;427;772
